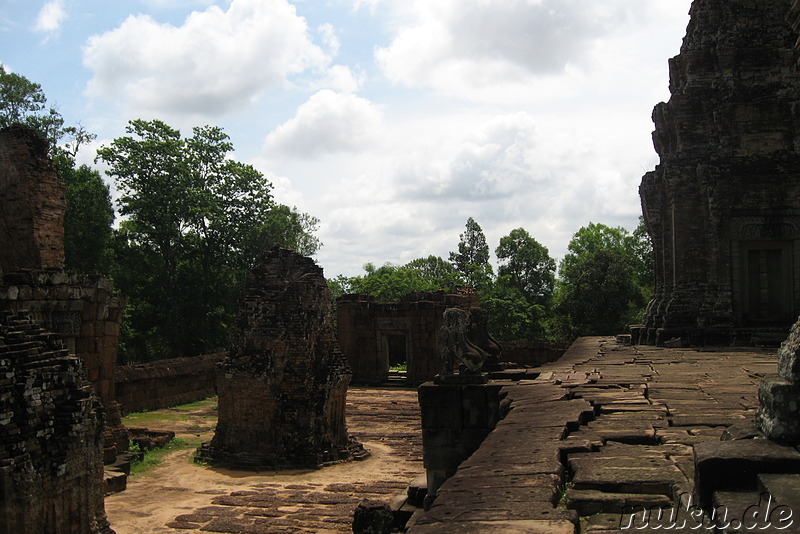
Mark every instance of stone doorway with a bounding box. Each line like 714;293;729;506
740;241;793;324
381;330;410;382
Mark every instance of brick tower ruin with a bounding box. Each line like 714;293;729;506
638;0;800;346
197;247;362;469
0;124;127;460
0;311;113;534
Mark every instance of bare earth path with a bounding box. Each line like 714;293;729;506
105;387;423;534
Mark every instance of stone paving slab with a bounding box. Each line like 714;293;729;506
409;337;780;534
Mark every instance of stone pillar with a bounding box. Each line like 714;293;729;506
757;316;800;443
418;381;504;509
197;247;364;469
0;311;113;534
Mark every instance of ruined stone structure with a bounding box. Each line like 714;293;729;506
638;0;800;346
115;353;224;414
0;125;127;459
757;316;800;443
0;125;65;276
0;311;113;534
197;248;360;469
337;290;480;384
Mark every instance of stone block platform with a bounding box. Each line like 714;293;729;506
408;337;788;533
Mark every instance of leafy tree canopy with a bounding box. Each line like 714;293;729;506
495;227;556;306
553;222;650;341
449;217;493;290
0;64;94;162
97;119;320;362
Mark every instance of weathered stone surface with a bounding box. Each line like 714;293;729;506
756;374;800;442
115;352;224;414
778;318;800;381
0;310;112;534
352;499;394;534
0;124;65;275
407;519;576;534
694;439;800;507
638;0;800;345
565;489;672;516
197;247;361;470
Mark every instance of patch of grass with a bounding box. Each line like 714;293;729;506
129;437;192;476
389;362;407;372
170;396;217;411
121;396;218;427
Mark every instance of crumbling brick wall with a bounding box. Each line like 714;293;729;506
337;290;480;384
115;353;224;414
0;125;65;276
0;124;127;459
197;248;360;469
0;311;112;534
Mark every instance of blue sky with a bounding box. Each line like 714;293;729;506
1;0;692;278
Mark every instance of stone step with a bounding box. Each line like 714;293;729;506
407;474;428;508
711;490;798;533
757;473;800;510
565;488;671;515
103;467;127;494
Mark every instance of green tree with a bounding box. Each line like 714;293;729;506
480;281;549;341
244;204;321;264
480;228;556;341
403;255;464;291
0;64;94;161
97;119;316;362
334;255;463;302
553;222;647;341
495;228;555;306
62;164;115;274
449;217;494;290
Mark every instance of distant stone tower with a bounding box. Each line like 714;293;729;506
198;247;362;469
638;0;800;346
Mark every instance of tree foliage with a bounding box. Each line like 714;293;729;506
553;222;651;341
449;217;493;290
62;164;115;274
0;64;94;162
333;256;464;302
97;119;320;362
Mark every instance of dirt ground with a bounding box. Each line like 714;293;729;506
105;387;423;534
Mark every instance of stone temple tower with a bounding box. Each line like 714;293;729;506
638;0;800;346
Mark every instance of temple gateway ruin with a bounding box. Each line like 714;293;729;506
638;0;800;346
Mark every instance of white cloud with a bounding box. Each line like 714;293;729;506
83;0;332;118
34;0;66;34
264;90;382;158
312;64;364;93
375;0;680;100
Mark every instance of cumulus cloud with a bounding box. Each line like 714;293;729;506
376;0;657;96
264;90;382;158
397;112;545;201
83;0;331;117
35;0;66;34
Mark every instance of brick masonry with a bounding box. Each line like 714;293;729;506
115;353;225;415
0;125;65;276
197;248;362;470
0;310;112;534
